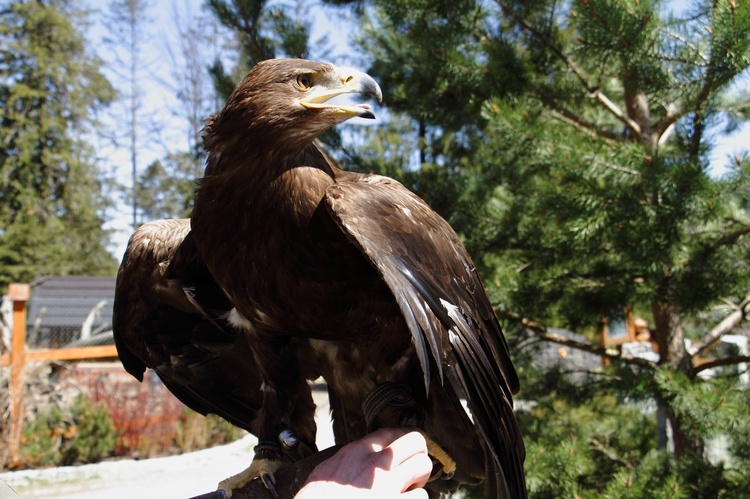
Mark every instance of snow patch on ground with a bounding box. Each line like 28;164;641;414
1;384;334;498
1;434;258;499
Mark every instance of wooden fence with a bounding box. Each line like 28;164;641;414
0;283;118;464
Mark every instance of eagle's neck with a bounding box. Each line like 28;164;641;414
197;141;333;208
191;144;335;312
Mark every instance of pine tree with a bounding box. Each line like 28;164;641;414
136;153;199;220
478;0;750;462
206;0;331;100
0;1;117;290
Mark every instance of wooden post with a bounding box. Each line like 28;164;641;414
7;283;29;465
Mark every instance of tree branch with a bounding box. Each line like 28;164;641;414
510;314;657;370
542;95;621;141
693;356;750;376
592;90;642;139
706;224;750;254
652;103;682;147
490;110;642;178
589;438;634;469
688;295;750;358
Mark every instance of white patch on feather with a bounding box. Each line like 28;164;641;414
440;298;463;344
179;285;203;312
399;205;413;218
448;329;459;344
460;397;474;423
226;308;254;331
260;381;276;394
439;298;460;319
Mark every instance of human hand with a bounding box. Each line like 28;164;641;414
295;428;432;498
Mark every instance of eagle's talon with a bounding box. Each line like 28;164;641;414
420;431;457;481
440;470;455;480
261;470;278;497
217;456;284;499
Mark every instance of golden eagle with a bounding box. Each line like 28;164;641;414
114;59;525;498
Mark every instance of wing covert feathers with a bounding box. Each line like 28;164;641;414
113;219;264;434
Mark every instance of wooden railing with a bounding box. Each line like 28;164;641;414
1;283;118;464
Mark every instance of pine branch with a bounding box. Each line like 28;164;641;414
508;313;657;370
650;21;709;146
496;1;642;139
681;24;745;161
593;90;642;140
498;3;589;85
706;224;750;254
589;438;634;470
541;95;620;141
692;356;750;376
659;6;746;154
491;110;641;177
653;103;680;146
681;224;750;289
688;295;750;358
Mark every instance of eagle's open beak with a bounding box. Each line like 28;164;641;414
300;66;383;119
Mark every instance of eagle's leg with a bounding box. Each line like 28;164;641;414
215;387;288;498
218;414;314;498
218;346;317;498
363;382;457;481
217;440;284;497
217;421;304;498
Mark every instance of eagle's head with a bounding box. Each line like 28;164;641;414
204;59;382;158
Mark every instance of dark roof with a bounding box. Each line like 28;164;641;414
27;276;116;330
32;276;116;297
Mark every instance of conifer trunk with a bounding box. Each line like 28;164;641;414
651;299;704;458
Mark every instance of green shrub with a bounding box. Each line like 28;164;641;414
19;394;118;467
61;394;118;465
19;406;66;467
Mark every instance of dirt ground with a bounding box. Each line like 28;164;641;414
0;388;334;499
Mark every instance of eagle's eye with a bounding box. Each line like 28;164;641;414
296;74;311;90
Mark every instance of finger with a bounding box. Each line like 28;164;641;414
392;451;433;492
359;427;411;452
384;431;428;468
